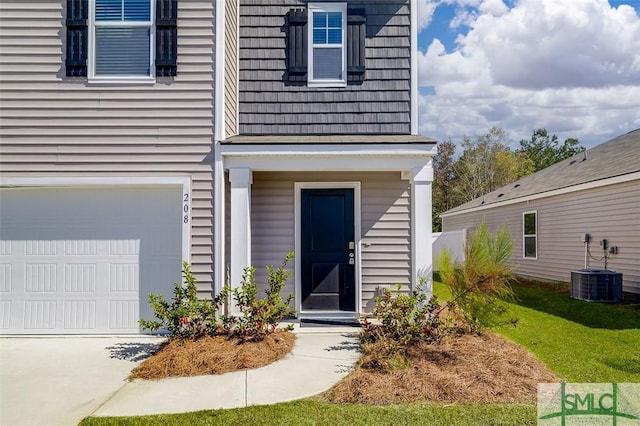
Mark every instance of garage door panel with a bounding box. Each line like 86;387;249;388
109;300;139;330
0;241;11;256
66;240;99;256
65;263;97;293
23;300;57;329
1;264;11;292
64;300;96;329
138;260;180;324
0;186;183;334
25;263;58;293
0;300;9;329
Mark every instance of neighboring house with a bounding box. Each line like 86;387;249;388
0;0;436;334
441;129;640;296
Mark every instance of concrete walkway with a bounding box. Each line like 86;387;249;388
93;328;361;417
0;336;165;426
1;328;360;425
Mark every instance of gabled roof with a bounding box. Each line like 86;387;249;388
442;128;640;217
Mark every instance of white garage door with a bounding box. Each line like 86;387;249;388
0;186;183;334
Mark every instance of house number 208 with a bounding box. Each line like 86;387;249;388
183;193;190;223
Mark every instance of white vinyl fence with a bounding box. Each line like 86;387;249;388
432;229;466;270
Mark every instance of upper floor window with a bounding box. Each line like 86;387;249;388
523;211;537;259
91;0;154;80
286;5;366;86
308;3;346;87
65;0;178;81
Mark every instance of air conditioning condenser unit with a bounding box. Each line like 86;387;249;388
570;269;622;303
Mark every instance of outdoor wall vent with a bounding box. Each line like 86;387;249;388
570;269;622;303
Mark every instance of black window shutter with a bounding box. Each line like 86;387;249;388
347;9;366;83
65;0;88;77
156;0;178;77
287;8;307;82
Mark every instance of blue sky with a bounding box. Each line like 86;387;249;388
417;0;640;148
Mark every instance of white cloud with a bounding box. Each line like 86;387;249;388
418;0;640;147
478;0;509;16
449;7;477;28
418;0;440;31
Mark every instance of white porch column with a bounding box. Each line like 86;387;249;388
229;168;252;313
411;162;434;299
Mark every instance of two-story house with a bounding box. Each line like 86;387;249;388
0;0;436;334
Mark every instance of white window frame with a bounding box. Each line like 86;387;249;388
523;210;537;260
307;2;347;88
88;0;156;83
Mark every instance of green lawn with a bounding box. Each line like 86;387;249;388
80;400;535;426
81;280;639;425
492;281;640;382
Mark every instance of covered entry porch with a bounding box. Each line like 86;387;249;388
215;137;437;317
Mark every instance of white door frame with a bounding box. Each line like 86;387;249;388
294;181;362;317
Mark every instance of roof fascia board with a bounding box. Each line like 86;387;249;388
224;156;431;172
219;143;437;157
441;171;640;218
220;144;436;173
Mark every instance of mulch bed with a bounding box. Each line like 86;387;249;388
129;330;296;380
318;332;558;405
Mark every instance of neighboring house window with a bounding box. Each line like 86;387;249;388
65;0;178;79
523;211;537;259
308;3;346;87
286;5;366;85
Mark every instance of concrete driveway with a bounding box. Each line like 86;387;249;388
0;336;165;426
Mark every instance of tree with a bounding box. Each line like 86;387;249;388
436;220;516;333
432;139;458;232
453;127;533;203
518;128;584;172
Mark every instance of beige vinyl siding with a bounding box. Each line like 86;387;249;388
442;180;640;294
0;1;216;294
224;0;239;136
250;171;411;311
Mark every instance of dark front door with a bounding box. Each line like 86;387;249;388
301;188;356;311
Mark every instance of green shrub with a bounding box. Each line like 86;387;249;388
360;282;448;369
223;251;296;341
437;220;516;333
139;262;222;339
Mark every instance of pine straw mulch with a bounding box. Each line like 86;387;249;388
129;330;296;380
318;332;558;405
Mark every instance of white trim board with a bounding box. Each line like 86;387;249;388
294;182;362;315
220;143;436;156
220;144;436;173
0;176;191;263
214;0;226;142
440;171;640;218
410;0;418;134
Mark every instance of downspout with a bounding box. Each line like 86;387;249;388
214;0;226;295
